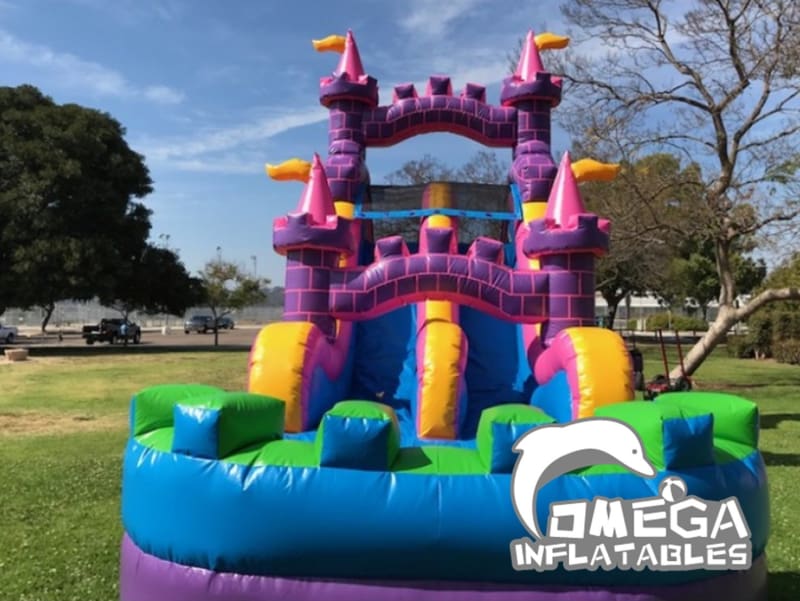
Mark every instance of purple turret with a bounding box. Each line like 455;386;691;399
274;154;353;338
318;30;376;202
523;152;611;344
501;30;562;203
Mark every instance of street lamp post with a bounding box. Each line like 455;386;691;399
251;255;257;278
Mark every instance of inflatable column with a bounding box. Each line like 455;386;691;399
502;31;566;362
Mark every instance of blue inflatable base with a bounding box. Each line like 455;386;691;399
121;438;769;588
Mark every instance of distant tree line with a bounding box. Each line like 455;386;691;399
0;85;267;334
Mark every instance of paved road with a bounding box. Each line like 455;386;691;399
7;325;266;350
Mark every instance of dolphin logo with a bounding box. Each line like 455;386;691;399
510;418;656;540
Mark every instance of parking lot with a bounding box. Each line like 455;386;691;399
7;324;265;351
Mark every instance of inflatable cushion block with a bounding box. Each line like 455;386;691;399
172;406;220;458
594;402;666;471
172;392;284;459
131;384;224;436
662;413;715;470
316;401;400;470
655;392;759;448
477;404;556;473
594;401;716;472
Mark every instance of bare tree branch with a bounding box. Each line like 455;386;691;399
552;0;800;376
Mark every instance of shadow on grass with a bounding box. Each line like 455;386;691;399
760;413;800;429
702;376;800;390
10;344;252;358
761;452;800;467
768;572;800;601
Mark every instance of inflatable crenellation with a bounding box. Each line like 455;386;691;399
128;385;761;480
171;392;284;460
316;400;401;470
476;404;556;473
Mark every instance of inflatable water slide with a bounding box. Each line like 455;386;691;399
119;29;769;601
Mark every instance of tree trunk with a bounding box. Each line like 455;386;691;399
670;307;737;379
601;291;624;330
123;310;130;347
210;309;219;347
606;302;619;329
670;286;800;379
40;301;55;333
670;236;740;378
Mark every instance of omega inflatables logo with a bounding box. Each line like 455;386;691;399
509;418;752;572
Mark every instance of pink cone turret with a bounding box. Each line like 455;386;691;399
293;153;337;226
544;152;611;232
319;29;379;108
546;152;585;226
334;30;367;82
513;30;545;82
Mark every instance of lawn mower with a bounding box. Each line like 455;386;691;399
643;328;693;400
626;331;646;392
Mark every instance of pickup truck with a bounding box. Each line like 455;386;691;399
82;318;141;345
0;323;18;344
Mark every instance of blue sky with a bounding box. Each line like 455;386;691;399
0;0;579;285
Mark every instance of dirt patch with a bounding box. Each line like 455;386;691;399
0;411;128;437
0;356;76;367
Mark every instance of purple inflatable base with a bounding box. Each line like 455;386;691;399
120;535;767;601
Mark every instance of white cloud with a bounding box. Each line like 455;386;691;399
405;58;511;95
135;3;557;177
399;0;484;38
144;85;185;105
64;0;184;24
0;29;184;105
139;107;329;171
164;158;264;175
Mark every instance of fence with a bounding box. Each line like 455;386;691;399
1;296;725;331
0;301;284;329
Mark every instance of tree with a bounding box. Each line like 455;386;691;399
198;259;268;346
99;245;204;337
0;85;154;329
265;286;285;307
385;151;507;186
580;152;705;327
549;0;800;377
743;252;800;358
385;154;454;185
382;150;510;244
664;237;766;320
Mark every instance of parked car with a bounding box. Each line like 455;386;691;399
184;315;215;334
82;318;141;345
0;323;18;344
216;315;235;330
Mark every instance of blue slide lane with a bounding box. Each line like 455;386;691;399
121;440;769;587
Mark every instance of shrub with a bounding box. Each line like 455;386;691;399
645;313;671;330
741;302;800;358
627;318;638;331
773;340;800;365
726;334;755;359
645;312;708;332
676;315;709;331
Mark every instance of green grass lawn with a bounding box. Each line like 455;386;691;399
0;345;798;600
